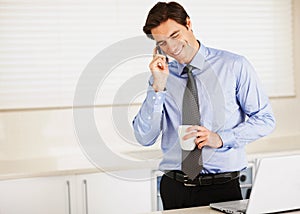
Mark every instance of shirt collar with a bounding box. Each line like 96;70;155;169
179;41;208;75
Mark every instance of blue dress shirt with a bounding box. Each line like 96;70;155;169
132;43;275;174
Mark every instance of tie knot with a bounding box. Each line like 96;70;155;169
182;65;194;75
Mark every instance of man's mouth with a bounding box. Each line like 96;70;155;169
172;46;183;56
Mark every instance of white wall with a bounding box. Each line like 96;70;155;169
0;1;300;169
246;0;300;153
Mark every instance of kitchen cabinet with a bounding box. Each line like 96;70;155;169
0;169;152;214
0;175;75;214
76;169;152;214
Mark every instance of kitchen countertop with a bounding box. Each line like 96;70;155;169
2;148;300;181
0;151;161;180
143;206;300;214
1;134;300;180
143;206;220;214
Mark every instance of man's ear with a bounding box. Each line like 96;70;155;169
186;17;192;31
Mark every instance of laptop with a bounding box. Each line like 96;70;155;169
210;154;300;214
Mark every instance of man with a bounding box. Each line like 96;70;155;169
132;1;275;210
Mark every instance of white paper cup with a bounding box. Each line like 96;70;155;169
178;125;196;151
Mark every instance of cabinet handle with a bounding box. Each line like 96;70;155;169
66;180;72;214
83;179;89;214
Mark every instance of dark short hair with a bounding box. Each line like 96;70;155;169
143;2;190;39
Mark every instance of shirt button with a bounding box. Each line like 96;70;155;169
152;96;156;100
158;96;161;100
148;116;151;120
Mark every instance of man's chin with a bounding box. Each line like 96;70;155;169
172;53;185;64
174;55;191;65
173;50;195;64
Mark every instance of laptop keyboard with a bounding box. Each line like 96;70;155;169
210;199;249;214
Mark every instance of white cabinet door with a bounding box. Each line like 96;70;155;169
76;169;152;214
0;176;75;214
0;169;152;214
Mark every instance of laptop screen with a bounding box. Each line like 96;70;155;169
210;154;300;214
245;155;300;213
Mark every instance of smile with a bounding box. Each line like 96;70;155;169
172;46;183;56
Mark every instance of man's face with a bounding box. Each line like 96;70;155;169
151;18;198;64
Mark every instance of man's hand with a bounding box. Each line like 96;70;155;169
149;47;169;92
182;125;223;149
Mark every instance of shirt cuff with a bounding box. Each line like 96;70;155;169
217;129;237;148
146;86;166;112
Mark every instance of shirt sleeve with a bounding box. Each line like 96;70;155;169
132;82;166;146
218;56;276;148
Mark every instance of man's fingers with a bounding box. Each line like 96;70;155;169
186;125;206;132
151;56;167;71
197;140;207;149
195;136;207;143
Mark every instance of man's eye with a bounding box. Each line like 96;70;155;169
158;41;167;47
172;33;179;39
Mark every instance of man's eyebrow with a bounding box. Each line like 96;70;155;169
169;30;180;38
155;30;180;45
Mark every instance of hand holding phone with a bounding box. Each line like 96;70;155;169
157;46;169;64
152;46;168;70
149;46;169;92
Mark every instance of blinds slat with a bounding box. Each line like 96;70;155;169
0;0;294;109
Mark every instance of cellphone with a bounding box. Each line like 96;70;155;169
157;46;169;63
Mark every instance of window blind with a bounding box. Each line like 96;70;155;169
186;0;294;97
0;0;294;110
